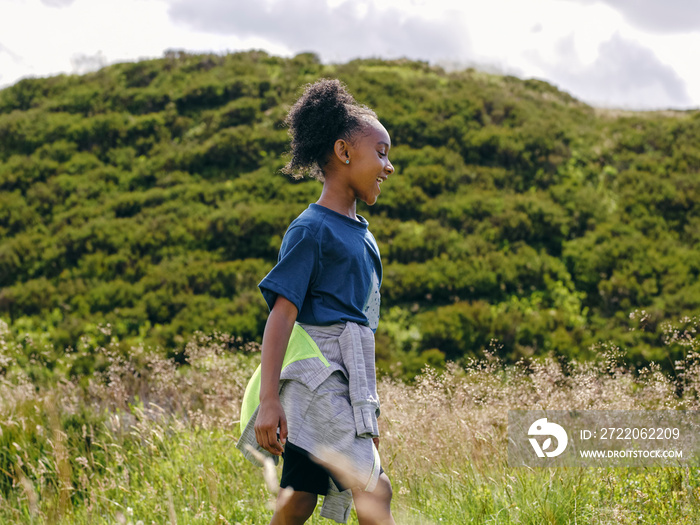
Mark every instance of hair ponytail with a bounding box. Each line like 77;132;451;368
283;79;376;180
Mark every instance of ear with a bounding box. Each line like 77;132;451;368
332;138;351;165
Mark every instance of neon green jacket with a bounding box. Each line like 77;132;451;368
239;323;329;434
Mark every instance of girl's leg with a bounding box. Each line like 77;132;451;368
352;472;396;525
270;490;317;525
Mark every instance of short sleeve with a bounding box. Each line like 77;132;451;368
258;226;319;313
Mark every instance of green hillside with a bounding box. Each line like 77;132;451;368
1;50;699;378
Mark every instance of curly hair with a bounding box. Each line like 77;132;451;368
282;79;377;180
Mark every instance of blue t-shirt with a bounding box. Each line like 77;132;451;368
259;203;382;331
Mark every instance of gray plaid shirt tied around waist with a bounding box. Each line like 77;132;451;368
236;321;381;523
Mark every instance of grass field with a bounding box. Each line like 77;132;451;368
2;320;700;524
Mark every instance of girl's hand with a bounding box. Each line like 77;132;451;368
373;437;380;451
255;396;288;456
256;295;297;457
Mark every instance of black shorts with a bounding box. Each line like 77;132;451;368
280;441;384;495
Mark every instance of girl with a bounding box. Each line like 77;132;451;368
237;79;396;525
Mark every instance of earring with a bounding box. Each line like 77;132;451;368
345;159;350;164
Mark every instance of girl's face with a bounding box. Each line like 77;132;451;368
347;118;394;206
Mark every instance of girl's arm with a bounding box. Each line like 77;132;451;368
254;294;298;456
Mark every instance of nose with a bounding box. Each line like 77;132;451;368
385;161;394;175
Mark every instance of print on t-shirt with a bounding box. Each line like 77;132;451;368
363;270;381;331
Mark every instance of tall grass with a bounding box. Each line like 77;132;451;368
1;316;700;524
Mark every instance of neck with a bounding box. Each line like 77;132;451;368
316;172;358;220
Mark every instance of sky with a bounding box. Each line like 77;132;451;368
1;0;699;110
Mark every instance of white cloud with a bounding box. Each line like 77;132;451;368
0;0;257;87
0;42;21;62
0;42;24;84
528;33;691;109
568;0;700;34
434;0;698;109
70;51;108;75
40;0;76;7
0;0;698;109
165;0;469;63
